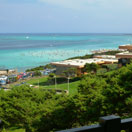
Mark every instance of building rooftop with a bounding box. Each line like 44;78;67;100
0;76;8;80
93;55;116;59
116;51;132;58
119;44;132;50
51;58;118;68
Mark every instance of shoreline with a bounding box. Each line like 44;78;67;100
0;33;131;71
1;48;121;73
2;48;119;73
21;48;120;72
0;48;122;87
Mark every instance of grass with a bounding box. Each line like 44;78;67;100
9;76;80;95
3;127;25;132
26;76;48;86
43;80;80;95
25;76;80;95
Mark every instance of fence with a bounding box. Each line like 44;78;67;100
57;115;132;132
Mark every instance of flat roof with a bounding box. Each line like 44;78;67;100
93;55;116;59
119;44;132;50
51;58;118;68
116;52;132;58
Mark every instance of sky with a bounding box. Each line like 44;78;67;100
0;0;132;33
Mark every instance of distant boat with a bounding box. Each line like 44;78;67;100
26;36;29;39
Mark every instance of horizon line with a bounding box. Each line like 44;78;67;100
0;32;132;34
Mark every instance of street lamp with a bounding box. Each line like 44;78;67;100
38;80;39;88
54;75;57;89
67;77;70;94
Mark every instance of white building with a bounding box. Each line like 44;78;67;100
51;58;118;76
0;76;8;85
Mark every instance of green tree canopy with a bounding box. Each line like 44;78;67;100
83;63;100;73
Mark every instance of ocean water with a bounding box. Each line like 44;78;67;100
0;33;132;71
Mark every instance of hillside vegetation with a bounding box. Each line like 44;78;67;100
68;50;121;60
1;63;132;132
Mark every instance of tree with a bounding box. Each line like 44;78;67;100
33;71;42;76
83;63;100;73
48;73;55;78
2;63;132;131
63;68;77;77
0;86;56;132
78;74;107;95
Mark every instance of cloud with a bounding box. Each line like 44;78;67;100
39;0;132;10
39;0;97;10
1;0;132;10
0;0;37;3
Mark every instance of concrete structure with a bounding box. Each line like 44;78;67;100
93;55;116;59
116;44;132;58
119;44;132;51
116;44;132;67
51;58;118;76
116;52;132;59
0;69;17;75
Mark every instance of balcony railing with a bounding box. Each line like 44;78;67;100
57;115;132;132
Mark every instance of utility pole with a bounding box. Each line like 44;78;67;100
54;75;57;89
67;77;70;94
38;80;39;88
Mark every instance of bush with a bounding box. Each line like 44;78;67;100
49;73;55;78
26;66;44;72
33;71;42;76
83;63;100;73
26;64;53;72
2;63;132;131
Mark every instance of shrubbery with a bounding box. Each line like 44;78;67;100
26;64;53;72
1;64;132;131
33;71;42;76
67;50;121;60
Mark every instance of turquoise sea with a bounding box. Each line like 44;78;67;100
0;33;132;71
